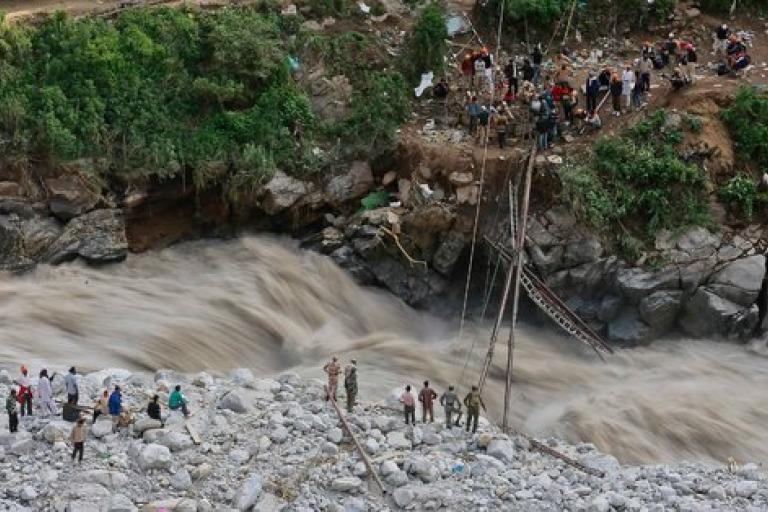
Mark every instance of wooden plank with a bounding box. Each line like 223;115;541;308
186;422;202;445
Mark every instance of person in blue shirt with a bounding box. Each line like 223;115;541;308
108;386;122;433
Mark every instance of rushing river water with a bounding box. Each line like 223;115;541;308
1;236;768;465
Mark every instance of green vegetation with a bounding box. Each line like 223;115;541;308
403;3;448;84
0;6;411;200
699;0;764;14
560;111;709;245
717;175;763;219
722;87;768;171
481;0;674;34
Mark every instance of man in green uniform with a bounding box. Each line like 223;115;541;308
344;359;358;413
463;385;486;434
439;385;462;428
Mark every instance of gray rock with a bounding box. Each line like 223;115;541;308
327;427;343;444
44;209;128;264
676;226;720;258
22;217;62;261
386;431;411;450
331;477;362;493
733;480;758;498
544;205;576;235
133;418;163;434
137;443;172;471
326;161;373;204
106;494;137;512
40;421;72;443
393;487;415;508
432;230;467;276
529;245;564;274
235;473;263;511
270;426;289;444
563;236;603;268
616;267;679;304
219;390;251;413
587;496;610;512
157;431;193;452
597;295;623;322
170;468;192;491
81;471;129;490
91;419;113;438
708;485;726;500
0;214;33;271
638;290;683;331
486;439;515;463
679;288;743;338
608;309;653;346
20;485;37;501
261;171;310;215
708;255;766;306
45;176;98;221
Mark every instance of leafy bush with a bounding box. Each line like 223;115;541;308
560;111;709;240
699;0;764;14
722;87;768;170
718;175;759;218
403;4;448;83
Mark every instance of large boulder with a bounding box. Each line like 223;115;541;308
235;473;263;511
608;309;653;346
325;161;373;205
136;443;172;471
45;175;99;221
563;236;603;268
638;290;683;332
707;255;766;307
486;439;516;463
678;287;751;338
40;421;73;443
615;267;679;304
44;209;128;264
432;230;467;275
260;171;310;215
219;390;251;413
0;214;33;271
22;217;62;261
305;72;353;123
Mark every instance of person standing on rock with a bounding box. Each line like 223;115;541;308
108;385;122;433
439;385;462;427
6;389;19;433
323;357;341;402
463;385;486;434
400;385;416;425
70;417;87;463
38;369;56;416
93;390;109;423
147;395;163;425
169;385;190;418
15;365;33;417
344;359;358;413
418;381;438;423
65;367;79;405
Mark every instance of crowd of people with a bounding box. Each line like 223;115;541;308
4;365;191;463
442;21;752;153
323;357;488;434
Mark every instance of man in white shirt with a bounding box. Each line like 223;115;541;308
622;65;636;109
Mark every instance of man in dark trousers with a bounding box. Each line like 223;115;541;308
439;385;462;427
6;389;19;433
70;417;87;463
531;45;543;85
418;381;438;423
586;71;600;115
463;385;486;434
344;359;358;413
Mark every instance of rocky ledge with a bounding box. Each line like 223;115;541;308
1;368;766;511
527;205;768;345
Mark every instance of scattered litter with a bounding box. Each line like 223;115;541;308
358;1;370;14
389;201;401;208
414;71;434;98
418;183;434;198
547;155;564;165
445;14;471;37
280;4;297;15
422;119;436;134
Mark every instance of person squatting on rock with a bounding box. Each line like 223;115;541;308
418;381;438;423
440;385;462;428
93;390;109;423
464;385;486;434
400;385;416;425
15;365;33;417
169;385;190;418
70;417;87;463
344;359;358;413
109;385;123;433
6;389;19;433
323;356;341;401
65;367;79;405
38;369;57;416
147;394;163;425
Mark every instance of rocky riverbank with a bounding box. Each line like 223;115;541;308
1;368;767;511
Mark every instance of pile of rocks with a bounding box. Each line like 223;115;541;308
0;367;766;511
527;205;768;345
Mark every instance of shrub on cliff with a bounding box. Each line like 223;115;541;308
722;87;768;172
561;111;709;242
403;3;448;84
